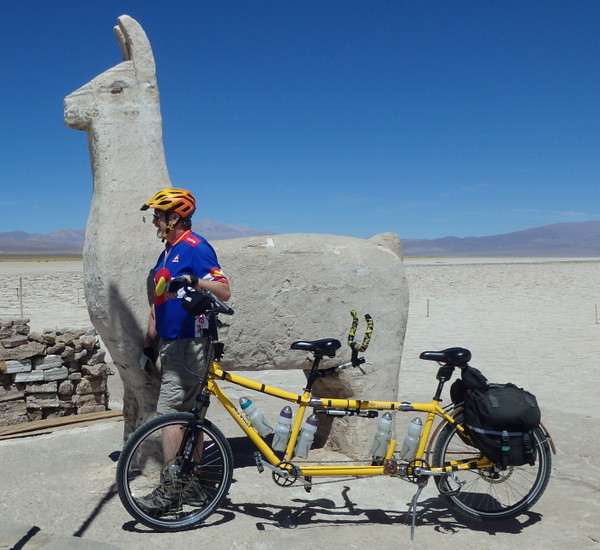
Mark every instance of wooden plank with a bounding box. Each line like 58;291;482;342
0;409;123;440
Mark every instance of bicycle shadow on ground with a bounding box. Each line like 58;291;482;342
219;486;543;537
120;487;542;538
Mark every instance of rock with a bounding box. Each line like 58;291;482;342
0;319;30;340
60;346;75;360
25;394;61;409
46;342;66;355
78;404;107;414
0;342;45;362
2;335;28;348
0;387;25;402
58;380;74;396
27;332;45;344
43;367;69;382
14;371;44;383
1;359;32;374
0;400;28;425
42;332;57;346
79;335;97;351
86;350;106;365
25;382;57;394
33;355;63;370
76;376;106;395
81;364;108;377
73;393;106;409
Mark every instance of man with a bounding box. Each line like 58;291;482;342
139;187;231;513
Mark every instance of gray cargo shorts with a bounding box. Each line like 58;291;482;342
156;336;213;414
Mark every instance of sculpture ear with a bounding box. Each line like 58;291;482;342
113;24;129;61
114;15;156;81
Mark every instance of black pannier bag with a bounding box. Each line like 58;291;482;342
453;367;541;468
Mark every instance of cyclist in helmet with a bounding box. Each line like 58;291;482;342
138;187;231;513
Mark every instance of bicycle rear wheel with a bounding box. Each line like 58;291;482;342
116;413;233;531
432;413;551;522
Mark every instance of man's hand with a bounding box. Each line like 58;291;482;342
139;346;156;375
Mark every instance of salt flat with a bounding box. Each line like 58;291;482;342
0;257;598;549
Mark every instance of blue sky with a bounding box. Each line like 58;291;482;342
2;1;599;239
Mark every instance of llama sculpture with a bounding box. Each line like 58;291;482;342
64;15;409;453
64;15;166;436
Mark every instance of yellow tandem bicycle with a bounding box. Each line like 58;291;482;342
116;290;553;534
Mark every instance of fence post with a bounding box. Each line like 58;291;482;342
19;277;24;318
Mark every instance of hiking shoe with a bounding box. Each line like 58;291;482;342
137;465;184;515
181;474;209;507
137;484;182;514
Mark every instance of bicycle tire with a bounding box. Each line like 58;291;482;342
432;413;551;522
116;413;233;531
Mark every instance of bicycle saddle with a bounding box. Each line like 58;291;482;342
419;347;471;366
291;338;342;357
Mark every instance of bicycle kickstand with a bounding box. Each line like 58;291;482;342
406;478;428;540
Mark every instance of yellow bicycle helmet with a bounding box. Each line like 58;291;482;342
141;188;196;218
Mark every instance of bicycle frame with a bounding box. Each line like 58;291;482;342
204;358;493;479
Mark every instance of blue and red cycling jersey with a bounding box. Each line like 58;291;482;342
153;230;228;339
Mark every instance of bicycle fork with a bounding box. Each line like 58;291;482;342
177;392;211;476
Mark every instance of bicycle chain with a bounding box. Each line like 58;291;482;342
270;457;423;488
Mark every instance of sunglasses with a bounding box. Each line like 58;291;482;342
142;212;167;224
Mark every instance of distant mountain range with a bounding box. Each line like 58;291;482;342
2;220;600;257
0;220;274;255
402;221;600;256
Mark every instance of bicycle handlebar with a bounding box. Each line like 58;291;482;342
347;310;373;352
181;285;234;316
202;289;234;316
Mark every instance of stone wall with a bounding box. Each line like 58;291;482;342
0;318;110;427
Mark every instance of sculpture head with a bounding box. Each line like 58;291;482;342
64;15;158;131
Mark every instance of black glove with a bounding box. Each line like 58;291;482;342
165;276;188;293
166;274;199;293
139;347;156;372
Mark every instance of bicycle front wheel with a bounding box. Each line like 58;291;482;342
432;413;551;522
116;413;233;531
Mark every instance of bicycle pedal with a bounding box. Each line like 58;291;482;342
253;451;264;474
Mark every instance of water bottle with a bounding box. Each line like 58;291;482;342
370;412;393;460
399;417;423;461
239;396;274;437
272;406;293;452
294;413;319;458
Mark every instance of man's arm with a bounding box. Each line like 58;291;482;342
145;304;157;346
195;279;231;302
140;305;158;375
